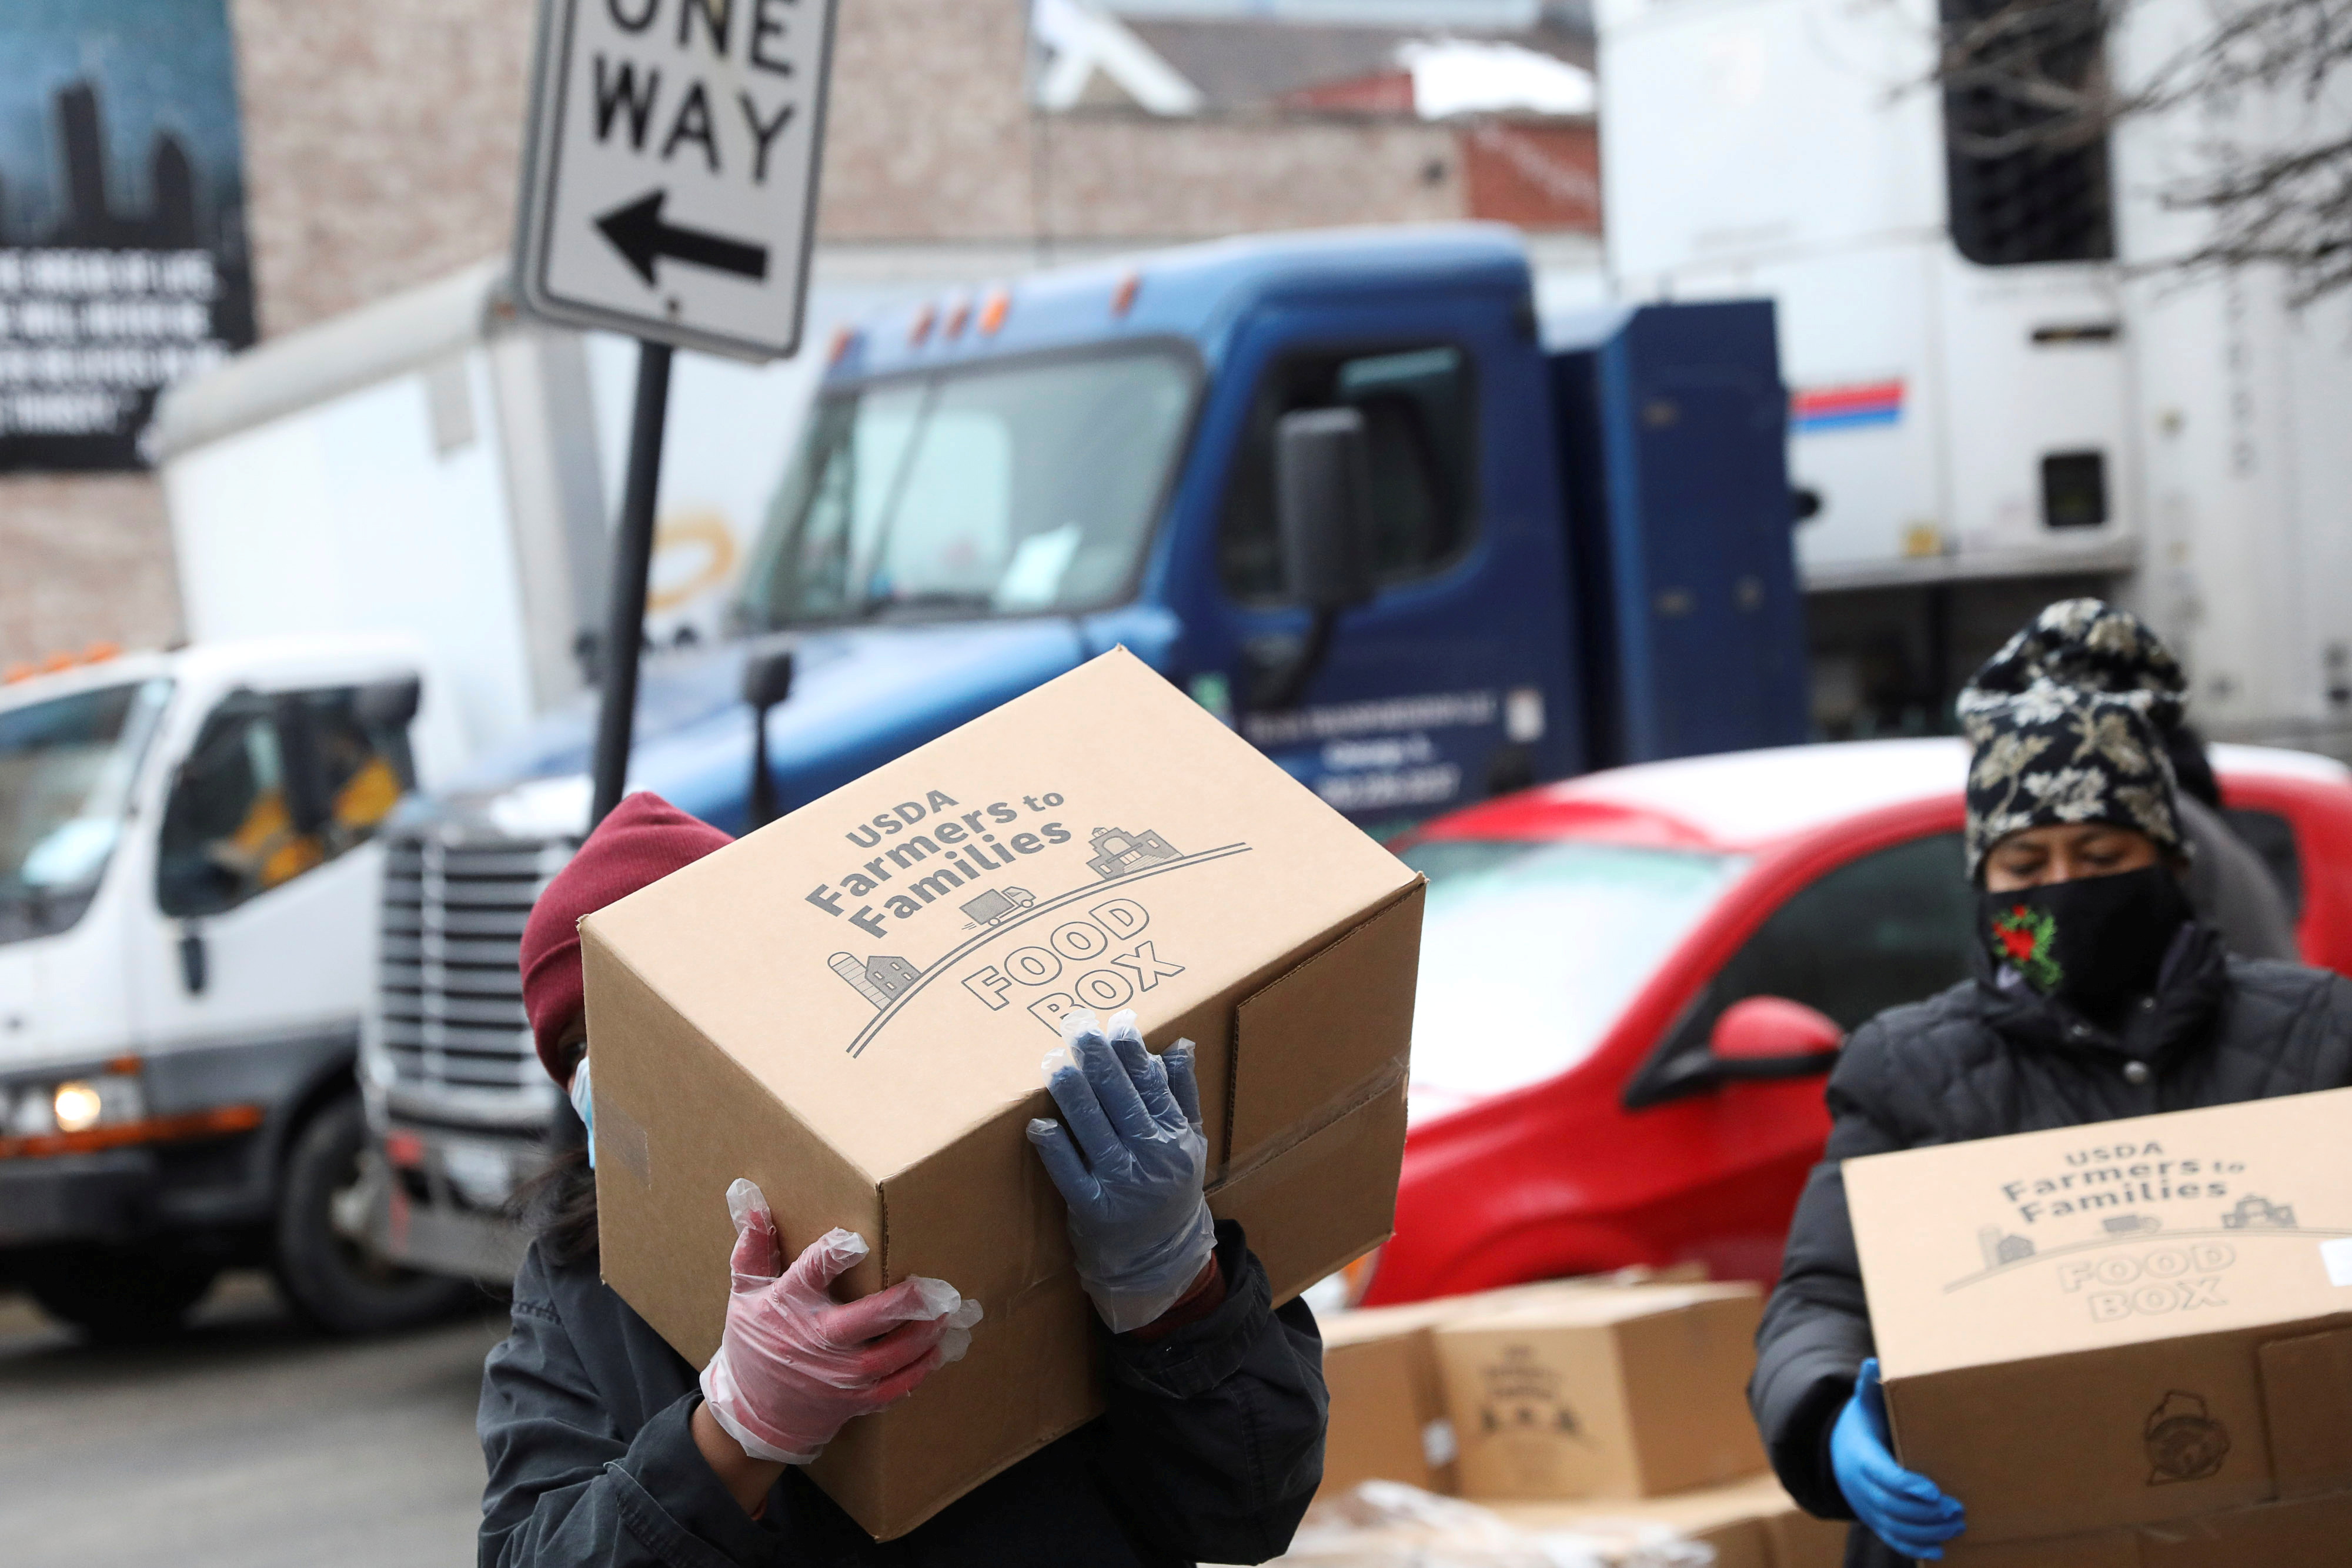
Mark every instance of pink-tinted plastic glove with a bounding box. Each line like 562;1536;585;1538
697;1178;983;1465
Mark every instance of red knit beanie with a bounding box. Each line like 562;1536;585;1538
520;791;732;1082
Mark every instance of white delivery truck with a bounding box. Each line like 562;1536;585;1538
0;262;613;1337
0;252;943;1336
1597;0;2352;751
0;637;473;1336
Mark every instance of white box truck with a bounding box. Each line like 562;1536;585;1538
0;257;821;1335
1597;0;2352;751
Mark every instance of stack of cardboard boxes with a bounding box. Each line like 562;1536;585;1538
1312;1277;1846;1567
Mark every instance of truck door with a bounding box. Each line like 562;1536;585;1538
1552;301;1808;765
1185;294;1578;825
130;686;415;1089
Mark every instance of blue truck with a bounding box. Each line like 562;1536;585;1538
362;223;1809;1281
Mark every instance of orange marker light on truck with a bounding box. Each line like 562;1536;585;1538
909;303;936;346
1111;270;1141;317
0;1104;264;1162
944;296;971;339
978;287;1011;336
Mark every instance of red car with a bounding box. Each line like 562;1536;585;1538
1363;737;2352;1306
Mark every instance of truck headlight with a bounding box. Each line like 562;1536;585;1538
3;1071;144;1136
52;1081;103;1133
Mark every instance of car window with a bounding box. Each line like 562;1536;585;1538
2222;807;2303;922
157;687;415;918
1401;837;1750;1123
1627;831;1976;1106
1218;343;1476;603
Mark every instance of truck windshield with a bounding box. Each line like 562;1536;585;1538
740;347;1197;629
1399;837;1749;1122
0;678;173;944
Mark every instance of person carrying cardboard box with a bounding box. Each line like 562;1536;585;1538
1749;602;2352;1566
476;793;1329;1568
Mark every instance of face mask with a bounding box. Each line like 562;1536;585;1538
568;1054;595;1169
1981;864;2191;1021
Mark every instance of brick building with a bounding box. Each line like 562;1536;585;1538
2;0;1598;666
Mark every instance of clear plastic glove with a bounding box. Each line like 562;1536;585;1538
697;1178;983;1465
1025;1008;1215;1333
1832;1359;1966;1560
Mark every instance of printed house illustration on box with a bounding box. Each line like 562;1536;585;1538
1087;825;1178;879
830;952;921;1009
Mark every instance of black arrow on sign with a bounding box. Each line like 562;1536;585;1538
595;190;770;286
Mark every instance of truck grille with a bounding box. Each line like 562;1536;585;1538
380;832;577;1095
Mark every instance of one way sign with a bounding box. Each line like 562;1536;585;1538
516;0;840;361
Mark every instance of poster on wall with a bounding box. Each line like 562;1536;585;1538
0;0;256;470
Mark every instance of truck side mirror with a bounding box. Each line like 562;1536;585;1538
743;644;795;830
272;694;334;837
1253;407;1376;711
354;676;422;732
1275;406;1377;613
1708;995;1843;1079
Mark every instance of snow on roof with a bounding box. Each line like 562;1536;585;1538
1399;37;1594;116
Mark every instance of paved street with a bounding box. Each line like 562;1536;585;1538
0;1274;509;1568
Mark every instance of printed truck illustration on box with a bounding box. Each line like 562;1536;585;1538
1087;826;1178;880
960;887;1035;927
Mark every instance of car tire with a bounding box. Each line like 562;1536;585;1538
273;1092;475;1335
18;1245;220;1342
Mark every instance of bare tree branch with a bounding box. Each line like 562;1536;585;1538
1928;0;2352;298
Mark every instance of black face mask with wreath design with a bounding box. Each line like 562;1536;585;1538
1977;864;2193;1023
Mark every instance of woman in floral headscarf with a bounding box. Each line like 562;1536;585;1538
1958;597;2297;960
1746;628;2352;1567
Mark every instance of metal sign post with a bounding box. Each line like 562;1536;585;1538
512;0;840;828
586;339;671;826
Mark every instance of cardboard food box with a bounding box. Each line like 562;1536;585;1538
1318;1301;1464;1500
1491;1474;1845;1568
1434;1283;1768;1500
1845;1085;2352;1554
1315;1269;1720;1504
580;650;1424;1539
1942;1486;2352;1567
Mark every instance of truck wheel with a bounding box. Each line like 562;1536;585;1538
275;1094;474;1334
18;1246;219;1342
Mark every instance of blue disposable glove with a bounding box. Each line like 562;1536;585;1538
1832;1359;1966;1560
1026;1009;1215;1332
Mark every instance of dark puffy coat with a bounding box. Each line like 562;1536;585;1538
479;1221;1325;1568
1750;925;2352;1567
2178;794;2300;962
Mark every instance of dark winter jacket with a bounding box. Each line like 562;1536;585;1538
1750;924;2352;1568
2179;794;2300;962
479;1220;1326;1568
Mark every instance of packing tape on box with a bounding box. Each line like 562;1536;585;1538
598;1092;652;1189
